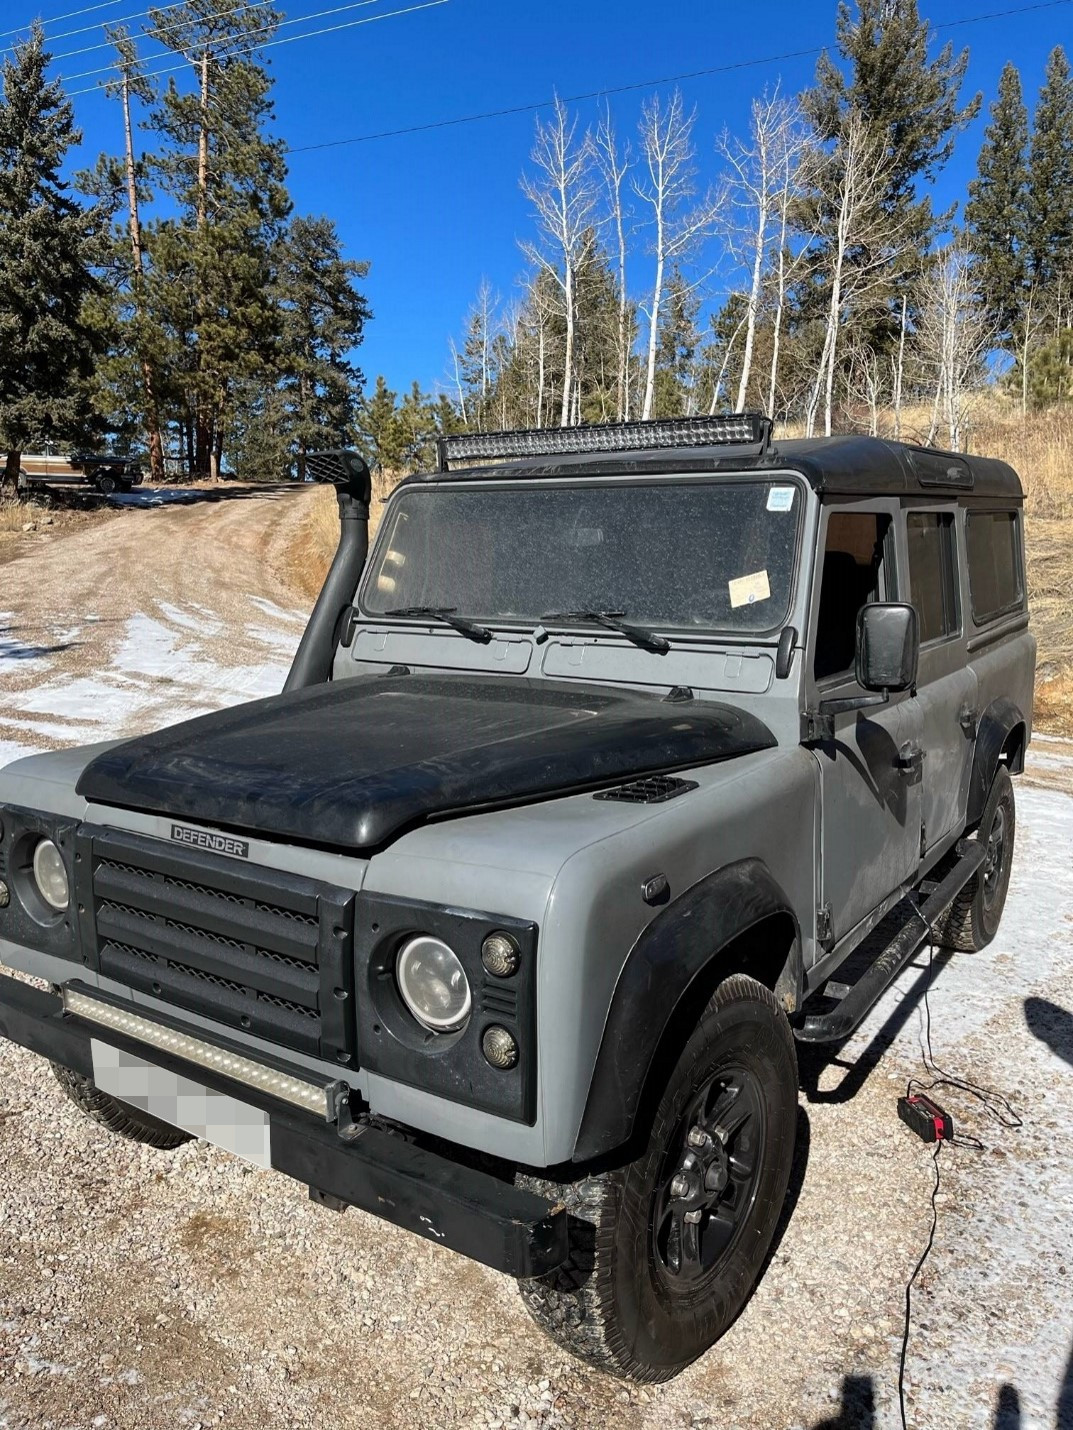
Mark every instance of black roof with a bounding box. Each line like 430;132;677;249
410;434;1022;502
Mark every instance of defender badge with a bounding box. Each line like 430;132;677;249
170;825;249;859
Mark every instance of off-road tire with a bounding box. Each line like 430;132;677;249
518;974;797;1382
51;1064;192;1150
95;474;118;495
934;765;1016;953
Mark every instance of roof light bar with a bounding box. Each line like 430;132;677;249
436;412;773;472
63;988;334;1119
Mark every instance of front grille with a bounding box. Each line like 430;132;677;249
77;826;356;1063
594;775;699;804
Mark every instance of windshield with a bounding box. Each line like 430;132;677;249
362;478;801;634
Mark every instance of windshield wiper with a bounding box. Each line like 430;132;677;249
385;606;494;644
535;610;670;655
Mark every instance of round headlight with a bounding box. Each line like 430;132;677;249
32;839;69;912
396;935;471;1032
481;931;520;979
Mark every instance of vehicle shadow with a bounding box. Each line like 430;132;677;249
796;948;952;1105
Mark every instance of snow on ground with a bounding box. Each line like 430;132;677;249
0;600;298;749
830;780;1073;1427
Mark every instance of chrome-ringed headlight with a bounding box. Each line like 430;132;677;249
396;934;472;1033
32;838;69;912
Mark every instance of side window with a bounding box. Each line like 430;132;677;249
967;511;1023;624
814;511;893;682
906;511;959;644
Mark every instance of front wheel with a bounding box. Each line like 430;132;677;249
519;974;798;1382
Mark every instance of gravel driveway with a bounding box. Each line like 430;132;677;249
0;491;1071;1430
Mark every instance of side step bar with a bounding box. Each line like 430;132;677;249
795;838;986;1044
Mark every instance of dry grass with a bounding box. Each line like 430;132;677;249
289;468;401;601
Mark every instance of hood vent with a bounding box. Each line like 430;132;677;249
594;775;699;805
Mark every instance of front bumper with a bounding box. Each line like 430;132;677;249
0;973;568;1279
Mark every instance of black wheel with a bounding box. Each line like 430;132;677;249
51;1064;192;1150
934;766;1016;953
519;974;798;1382
96;474;118;495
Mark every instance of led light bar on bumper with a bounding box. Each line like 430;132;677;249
62;989;335;1118
436;411;773;471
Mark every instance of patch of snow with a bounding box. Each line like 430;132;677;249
840;783;1073;1427
0;739;37;770
156;601;222;636
249;596;306;626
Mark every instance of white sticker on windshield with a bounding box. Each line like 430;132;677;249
729;570;771;609
767;485;795;512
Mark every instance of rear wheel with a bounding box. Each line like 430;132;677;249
518;974;797;1382
95;474;118;495
934;765;1016;952
51;1064;191;1150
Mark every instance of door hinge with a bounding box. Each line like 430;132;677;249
816;903;833;944
801;709;834;744
958;704;978;738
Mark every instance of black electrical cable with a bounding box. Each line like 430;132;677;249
896;938;1022;1426
899;1142;942;1430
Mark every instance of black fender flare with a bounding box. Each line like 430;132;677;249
572;858;800;1164
967;697;1026;826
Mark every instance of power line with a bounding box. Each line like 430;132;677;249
63;0;447;95
57;0;389;78
44;0;275;54
282;0;1073;159
0;0;125;44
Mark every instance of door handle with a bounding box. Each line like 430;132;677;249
896;741;925;774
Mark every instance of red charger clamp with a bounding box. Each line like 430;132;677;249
898;1093;954;1144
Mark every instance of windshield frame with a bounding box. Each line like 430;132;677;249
356;470;809;642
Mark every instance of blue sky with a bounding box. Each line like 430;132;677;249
23;0;1073;394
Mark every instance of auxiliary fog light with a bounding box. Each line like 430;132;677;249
482;1025;519;1070
33;839;69;911
396;935;472;1032
62;989;334;1118
481;931;520;979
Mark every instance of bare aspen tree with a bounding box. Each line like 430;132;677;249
845;340;885;435
892;295;908;440
717;88;801;411
707;309;748;414
636;90;720;420
916;243;994;451
520;96;597;427
804;113;910;437
105;27;165;482
595;105;632;421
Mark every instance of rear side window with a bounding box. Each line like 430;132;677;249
967;512;1022;624
907;511;959;643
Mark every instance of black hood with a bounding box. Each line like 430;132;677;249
76;674;776;851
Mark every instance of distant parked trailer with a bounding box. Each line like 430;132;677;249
18;453;146;496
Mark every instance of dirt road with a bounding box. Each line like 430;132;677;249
0;492;1071;1430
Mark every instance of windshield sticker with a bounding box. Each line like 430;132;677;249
729;570;771;608
766;486;795;512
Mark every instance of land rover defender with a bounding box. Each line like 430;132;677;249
0;414;1033;1381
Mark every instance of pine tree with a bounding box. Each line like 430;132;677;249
965;62;1029;345
276;215;371;479
802;0;979;350
651;269;701;417
145;0;290;477
0;25;107;492
1027;46;1073;318
359;376;406;472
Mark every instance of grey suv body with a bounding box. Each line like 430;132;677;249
0;415;1034;1380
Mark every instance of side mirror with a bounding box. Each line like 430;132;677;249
855;603;919;693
